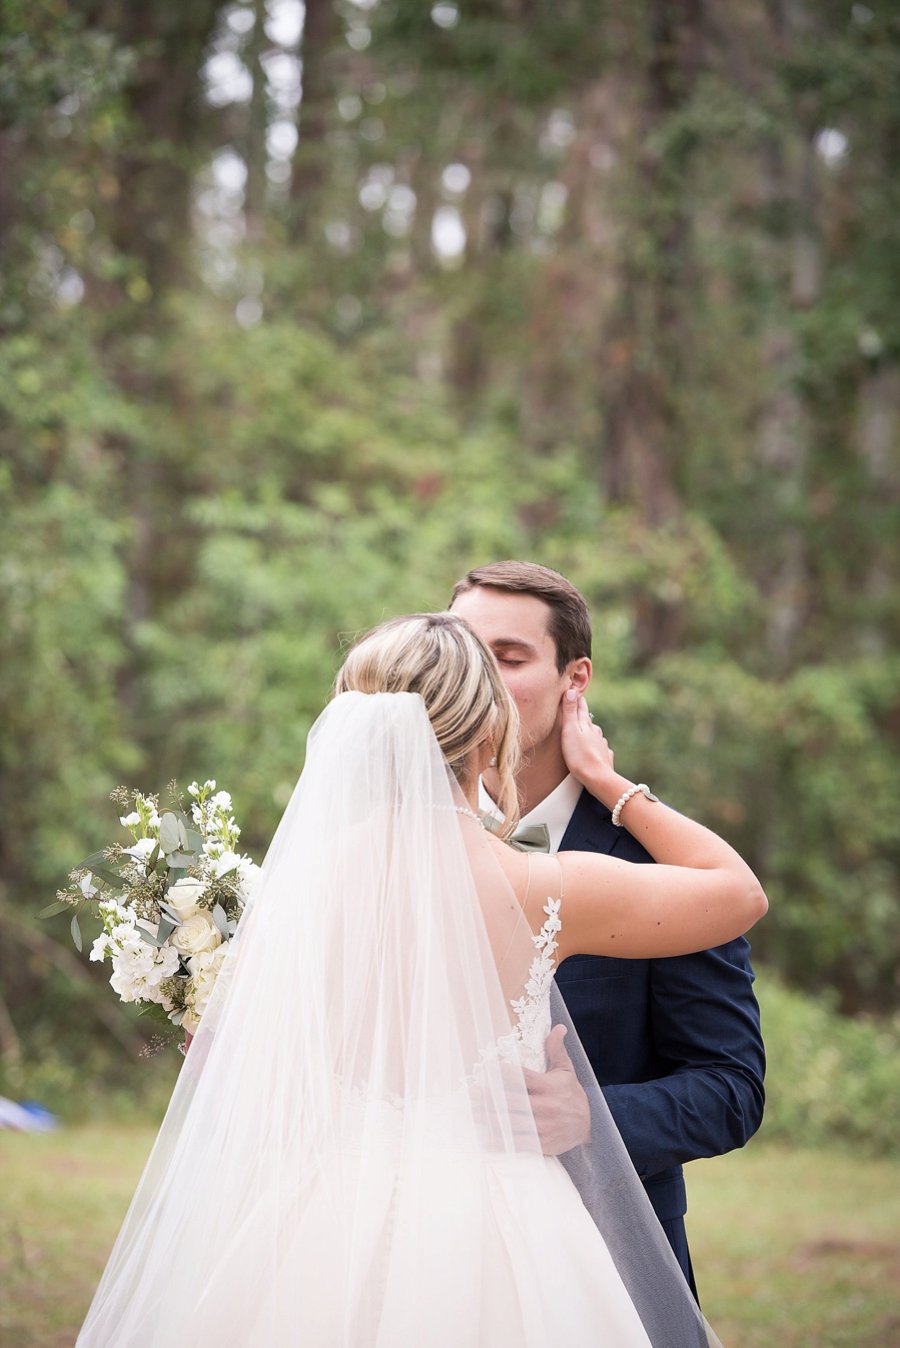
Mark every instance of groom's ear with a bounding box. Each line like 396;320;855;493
567;658;591;694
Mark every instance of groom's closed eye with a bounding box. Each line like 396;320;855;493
490;641;536;664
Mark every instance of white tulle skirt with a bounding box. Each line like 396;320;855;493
170;1147;652;1348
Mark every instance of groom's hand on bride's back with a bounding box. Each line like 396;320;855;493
522;1025;591;1155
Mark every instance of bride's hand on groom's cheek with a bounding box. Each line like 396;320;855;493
560;691;616;795
522;1025;592;1156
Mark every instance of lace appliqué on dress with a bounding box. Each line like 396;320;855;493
494;897;562;1071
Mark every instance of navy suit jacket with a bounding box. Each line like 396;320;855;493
556;789;765;1285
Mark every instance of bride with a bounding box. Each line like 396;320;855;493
77;612;766;1347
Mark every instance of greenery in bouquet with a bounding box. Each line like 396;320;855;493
44;781;260;1038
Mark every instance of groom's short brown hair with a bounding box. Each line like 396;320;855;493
451;561;592;672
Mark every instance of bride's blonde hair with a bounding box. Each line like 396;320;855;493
335;612;520;835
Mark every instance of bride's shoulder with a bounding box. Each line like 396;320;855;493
487;834;526;883
488;839;560;908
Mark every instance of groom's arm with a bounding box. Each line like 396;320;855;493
534;801;764;1161
532;938;764;1163
600;936;765;1175
557;801;764;1170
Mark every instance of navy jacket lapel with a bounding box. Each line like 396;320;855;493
559;788;621;857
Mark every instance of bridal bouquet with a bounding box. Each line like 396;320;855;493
46;780;260;1036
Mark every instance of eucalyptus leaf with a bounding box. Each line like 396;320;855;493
166;851;196;868
177;817;189;849
80;850;119;871
136;921;166;949
183;829;203;853
70;912;83;952
158;812;182;854
157;916;178;944
77;855;123;887
211;903;229;938
40;899;71;918
138;1002;176;1028
158;901;184;925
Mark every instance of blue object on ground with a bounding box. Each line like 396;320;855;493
0;1096;60;1131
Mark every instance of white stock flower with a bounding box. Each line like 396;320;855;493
124;837;157;862
98;898;130;921
119;811;141;829
89;933;113;962
238;860;263;902
170;911;222;957
108;932;179;1003
211;790;233;811
213;850;242;879
79;872;98;899
109;921;140;954
166;877;207;921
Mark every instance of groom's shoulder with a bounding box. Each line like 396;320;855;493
560;788;653;865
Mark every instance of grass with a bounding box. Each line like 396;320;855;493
2;1127;898;1347
688;1145;900;1347
1;1124;158;1348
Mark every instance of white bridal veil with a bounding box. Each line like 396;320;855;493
78;692;718;1348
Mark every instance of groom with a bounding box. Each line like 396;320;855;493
450;561;765;1297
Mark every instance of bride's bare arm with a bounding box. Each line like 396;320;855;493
502;691;768;962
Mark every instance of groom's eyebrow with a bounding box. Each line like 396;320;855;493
491;638;537;655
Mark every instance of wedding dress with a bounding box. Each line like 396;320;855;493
77;692;717;1347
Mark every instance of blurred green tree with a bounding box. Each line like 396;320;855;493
0;0;897;1101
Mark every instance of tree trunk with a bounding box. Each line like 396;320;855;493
757;0;822;672
244;0;271;239
595;1;704;661
289;0;338;242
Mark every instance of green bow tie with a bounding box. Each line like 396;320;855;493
481;815;551;853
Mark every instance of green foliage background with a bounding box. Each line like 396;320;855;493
0;0;897;1134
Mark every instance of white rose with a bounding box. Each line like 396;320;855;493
166;877;207;921
183;946;228;1031
170;912;222;957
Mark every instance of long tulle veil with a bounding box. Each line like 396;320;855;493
78;691;718;1347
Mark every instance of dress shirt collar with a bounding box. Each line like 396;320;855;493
478;773;583;855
